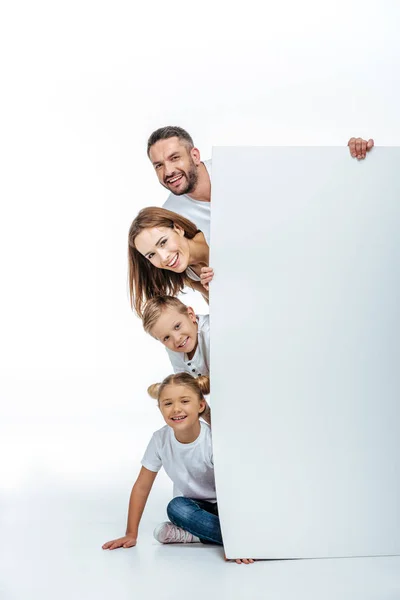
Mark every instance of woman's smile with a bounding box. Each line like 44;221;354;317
165;252;180;269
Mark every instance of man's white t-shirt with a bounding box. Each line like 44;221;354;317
141;421;216;503
166;314;210;378
163;159;212;243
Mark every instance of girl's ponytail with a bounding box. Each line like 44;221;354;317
147;382;161;399
196;375;210;397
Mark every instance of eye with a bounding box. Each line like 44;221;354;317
172;155;179;161
155;164;162;170
182;399;189;404
164;402;172;406
160;238;167;246
147;253;155;260
174;323;181;330
163;335;170;342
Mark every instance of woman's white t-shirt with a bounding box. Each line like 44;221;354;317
141;421;216;503
165;314;210;378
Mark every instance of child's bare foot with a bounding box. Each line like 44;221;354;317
224;553;255;564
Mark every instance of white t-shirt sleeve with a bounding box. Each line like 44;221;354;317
141;433;163;473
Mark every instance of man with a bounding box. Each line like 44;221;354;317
147;126;374;242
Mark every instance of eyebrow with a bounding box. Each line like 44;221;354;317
161;395;191;402
144;236;165;258
152;152;180;167
160;321;179;337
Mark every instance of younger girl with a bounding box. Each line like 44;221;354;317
102;373;254;564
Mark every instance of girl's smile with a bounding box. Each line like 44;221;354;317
159;384;205;443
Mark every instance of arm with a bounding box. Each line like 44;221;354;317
102;467;158;550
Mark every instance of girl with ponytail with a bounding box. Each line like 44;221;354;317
102;373;254;564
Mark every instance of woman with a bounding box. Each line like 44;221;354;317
128;207;213;317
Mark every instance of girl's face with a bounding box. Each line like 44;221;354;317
134;225;191;273
151;306;198;355
158;384;205;432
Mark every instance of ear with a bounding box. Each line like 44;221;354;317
187;306;197;323
198;399;206;415
190;147;201;165
173;223;185;237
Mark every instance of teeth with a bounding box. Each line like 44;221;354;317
167;253;178;267
168;175;182;183
179;337;188;348
172;416;186;421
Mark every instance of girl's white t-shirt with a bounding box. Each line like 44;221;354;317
165;314;210;378
141;421;216;503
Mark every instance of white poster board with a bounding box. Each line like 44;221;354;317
210;147;400;559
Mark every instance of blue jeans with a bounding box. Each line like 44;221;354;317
167;497;223;545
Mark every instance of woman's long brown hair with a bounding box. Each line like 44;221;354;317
128;207;200;317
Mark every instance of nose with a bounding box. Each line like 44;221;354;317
159;247;172;267
173;333;182;346
164;161;176;178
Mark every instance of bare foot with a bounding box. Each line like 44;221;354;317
224;553;255;564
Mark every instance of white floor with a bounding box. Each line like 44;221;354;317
2;375;400;600
2;483;400;600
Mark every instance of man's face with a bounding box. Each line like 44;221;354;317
149;137;200;196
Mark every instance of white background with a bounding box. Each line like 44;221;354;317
1;1;400;598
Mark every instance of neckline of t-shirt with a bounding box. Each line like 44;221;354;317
170;420;205;447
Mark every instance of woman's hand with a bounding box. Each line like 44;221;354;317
200;266;214;291
102;534;137;550
347;137;374;159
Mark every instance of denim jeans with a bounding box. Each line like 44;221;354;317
167;496;223;545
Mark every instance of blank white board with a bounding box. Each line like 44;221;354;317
210;147;400;559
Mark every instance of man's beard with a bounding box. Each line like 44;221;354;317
164;161;199;196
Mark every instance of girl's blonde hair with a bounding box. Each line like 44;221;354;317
148;373;210;409
142;296;191;335
128;207;199;318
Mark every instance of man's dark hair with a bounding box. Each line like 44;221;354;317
147;126;194;157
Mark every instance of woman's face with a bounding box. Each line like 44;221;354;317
134;224;191;273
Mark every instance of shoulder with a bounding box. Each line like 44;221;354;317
197;315;210;344
199;422;213;459
200;420;212;441
204;159;212;174
197;313;210;332
151;424;172;444
165;346;184;368
163;193;184;210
